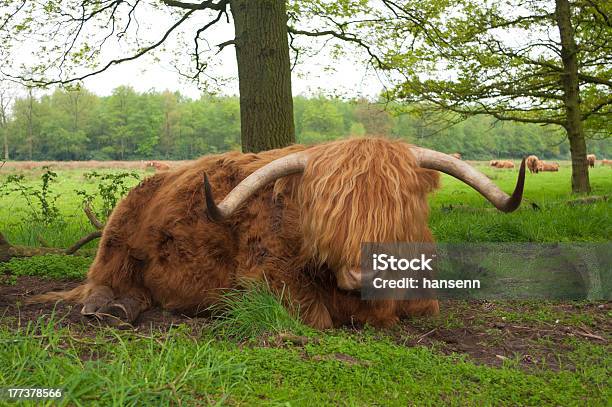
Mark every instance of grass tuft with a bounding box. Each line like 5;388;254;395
209;282;307;341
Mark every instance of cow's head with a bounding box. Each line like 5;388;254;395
205;138;525;291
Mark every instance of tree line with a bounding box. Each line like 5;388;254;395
2;86;609;162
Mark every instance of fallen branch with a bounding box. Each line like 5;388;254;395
0;203;106;261
83;202;104;229
65;230;103;255
1;232;95;260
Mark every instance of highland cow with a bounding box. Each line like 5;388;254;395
602;159;612;167
146;161;171;171
537;161;559;172
526;155;539;174
32;138;525;329
587;154;596;168
493;160;515;169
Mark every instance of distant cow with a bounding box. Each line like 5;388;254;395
493;160;515;169
489;160;498;167
526;155;539;174
587;154;596;168
601;159;612;167
450;153;461;160
538;161;559;172
146;161;171;171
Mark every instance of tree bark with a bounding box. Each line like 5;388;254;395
555;0;590;193
27;88;34;161
0;92;8;161
230;0;295;153
3;128;8;161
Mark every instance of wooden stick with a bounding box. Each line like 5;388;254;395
83;203;104;230
65;231;103;255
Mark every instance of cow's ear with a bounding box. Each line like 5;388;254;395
416;168;440;193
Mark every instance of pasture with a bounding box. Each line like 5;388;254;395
0;162;611;406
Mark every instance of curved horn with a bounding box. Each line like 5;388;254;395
205;152;307;221
412;147;526;212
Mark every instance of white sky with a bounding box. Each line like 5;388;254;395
76;47;384;100
2;1;560;102
4;4;385;100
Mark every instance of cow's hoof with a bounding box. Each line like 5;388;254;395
92;308;134;330
81;303;104;316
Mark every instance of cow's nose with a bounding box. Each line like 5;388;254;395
336;266;374;291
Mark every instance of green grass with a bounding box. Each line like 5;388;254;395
1;164;611;406
1;164;611;246
209;282;310;341
0;254;92;282
0;313;609;406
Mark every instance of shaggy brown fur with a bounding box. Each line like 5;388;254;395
526;155;540;174
537;161;559;172
587;154;596;168
30;138;455;329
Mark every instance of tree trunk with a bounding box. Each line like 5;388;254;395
27;89;34;161
230;0;295;153
0;94;8;161
2;130;7;161
555;0;590;193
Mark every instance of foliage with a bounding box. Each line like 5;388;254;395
3;88;610;161
0;254;92;280
76;170;140;220
374;1;610;134
0;167;60;224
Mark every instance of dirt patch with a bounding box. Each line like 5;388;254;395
394;300;611;370
0;276;207;332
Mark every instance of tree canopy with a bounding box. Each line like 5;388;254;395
3;86;610;161
362;0;611;192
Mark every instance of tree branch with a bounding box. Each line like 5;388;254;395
65;231;102;255
287;26;386;69
216;39;235;53
161;0;229;11
83;203;104;230
5;7;198;86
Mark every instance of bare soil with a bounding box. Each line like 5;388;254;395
1;277;609;370
0;277;206;332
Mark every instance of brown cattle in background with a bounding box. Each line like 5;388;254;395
587;154;596;168
493;160;515;169
526;155;539;173
601;159;612;167
31;138;526;329
146;161;171;171
538;161;559;172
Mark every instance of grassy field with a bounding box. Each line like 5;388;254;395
0;163;611;406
